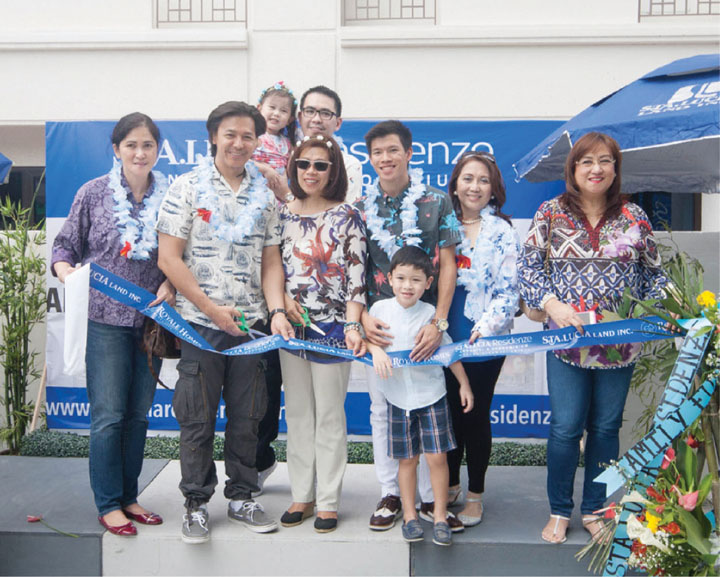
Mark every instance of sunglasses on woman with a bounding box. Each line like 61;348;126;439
295;159;333;172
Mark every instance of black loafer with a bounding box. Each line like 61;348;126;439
314;516;337;533
280;508;313;527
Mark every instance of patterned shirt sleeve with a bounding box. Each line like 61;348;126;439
51;181;92;270
629;203;669;300
156;173;195;239
437;191;462;248
474;226;521;336
519;200;554;310
264;200;282;247
343;205;367;305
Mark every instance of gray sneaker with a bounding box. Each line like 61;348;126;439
182;506;209;544
251;461;278;498
228;500;278;533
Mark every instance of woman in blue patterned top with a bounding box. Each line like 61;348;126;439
445;151;520;527
519;132;668;545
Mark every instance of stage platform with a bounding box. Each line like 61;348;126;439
1;456;614;576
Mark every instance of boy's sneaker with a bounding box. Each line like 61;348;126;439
401;519;425;543
418;502;464;532
228;500;278;533
182;505;209;544
432;521;452;546
369;494;402;531
251;461;278;498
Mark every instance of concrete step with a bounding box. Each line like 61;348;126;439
2;456;610;576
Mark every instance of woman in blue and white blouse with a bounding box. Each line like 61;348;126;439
444;151;520;527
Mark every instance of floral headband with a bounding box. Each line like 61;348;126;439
259;81;298;106
295;135;334;149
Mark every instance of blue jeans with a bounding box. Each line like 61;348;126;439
86;320;159;516
546;352;633;517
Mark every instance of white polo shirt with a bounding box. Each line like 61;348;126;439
367;297;452;411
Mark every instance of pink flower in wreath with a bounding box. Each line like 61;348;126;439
677;489;699;511
660;447;675;470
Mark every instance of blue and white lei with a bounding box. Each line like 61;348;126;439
363;167;425;259
194;154;271;244
110;158;167;260
457;205;514;334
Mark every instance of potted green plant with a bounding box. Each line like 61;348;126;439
0;184;46;454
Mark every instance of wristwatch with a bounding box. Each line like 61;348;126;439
433;318;449;332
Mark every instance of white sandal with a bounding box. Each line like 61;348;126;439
582;515;607;542
448;486;463;506
541;514;569;544
457;497;483;527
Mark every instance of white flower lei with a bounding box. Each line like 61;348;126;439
109;158;168;260
194;154;271;244
457;205;503;324
363;167;425;259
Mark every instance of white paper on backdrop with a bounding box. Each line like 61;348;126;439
63;264;90;377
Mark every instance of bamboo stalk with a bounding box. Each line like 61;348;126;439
29;364;47;433
701;409;720;536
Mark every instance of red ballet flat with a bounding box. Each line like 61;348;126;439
98;516;137;536
123;510;164;525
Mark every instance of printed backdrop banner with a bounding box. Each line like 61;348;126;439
45;119;565;436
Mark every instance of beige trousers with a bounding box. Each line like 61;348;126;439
279;350;351;511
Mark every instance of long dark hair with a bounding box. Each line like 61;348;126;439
561;132;626;220
448;152;512;224
288;135;348;202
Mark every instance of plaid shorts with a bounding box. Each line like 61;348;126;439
388;396;457;459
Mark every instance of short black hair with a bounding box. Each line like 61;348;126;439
299;85;342;117
389;246;433;278
112;112;160;147
364;120;412;152
206;101;266;157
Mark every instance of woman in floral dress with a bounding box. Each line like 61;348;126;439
277;135;367;533
519;132;668;544
444;151;520;527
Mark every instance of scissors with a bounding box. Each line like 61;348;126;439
235;310;266;339
292;306;326;336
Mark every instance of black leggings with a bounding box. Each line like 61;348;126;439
444;357;505;494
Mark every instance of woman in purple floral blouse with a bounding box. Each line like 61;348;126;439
51;113;174;536
519;132;668;545
277;135;367;534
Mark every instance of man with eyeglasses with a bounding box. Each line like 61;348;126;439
297;85;363;203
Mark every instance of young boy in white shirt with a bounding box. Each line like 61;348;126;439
365;246;474;546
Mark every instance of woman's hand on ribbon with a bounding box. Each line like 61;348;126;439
545;298;585;334
345;330;366;357
469;330;483;344
149;279;176;307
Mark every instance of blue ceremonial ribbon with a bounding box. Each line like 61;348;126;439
600;324;714;576
89;263;680;363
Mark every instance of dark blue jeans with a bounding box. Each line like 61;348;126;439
546;352;634;517
86;320;159;516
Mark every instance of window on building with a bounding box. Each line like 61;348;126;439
154;0;247;27
343;0;436;25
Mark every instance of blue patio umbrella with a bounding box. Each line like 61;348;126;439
0;152;12;185
513;53;720;194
